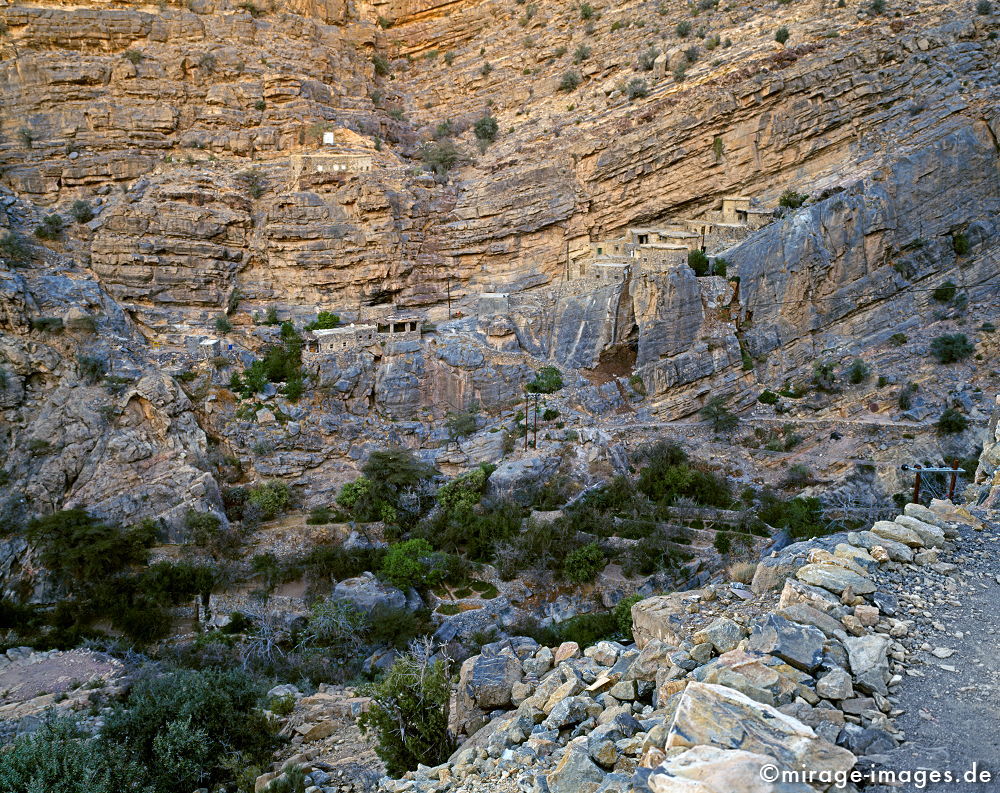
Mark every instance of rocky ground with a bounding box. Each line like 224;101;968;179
868;512;1000;792
327;499;995;793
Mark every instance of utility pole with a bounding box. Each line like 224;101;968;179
447;276;452;320
523;391;529;452
901;462;966;503
532;393;539;449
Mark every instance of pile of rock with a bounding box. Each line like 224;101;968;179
377;500;974;793
255;684;383;793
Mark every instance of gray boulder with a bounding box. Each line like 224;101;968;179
332;572;406;611
747;614;826;672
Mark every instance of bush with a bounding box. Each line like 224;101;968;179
775;26;790;43
868;0;885;12
888;332;908;347
635;442;731;509
473;115;499;145
757;494;827;539
936;408;969;434
236;169;267;199
372;54;391;76
929;333;974;363
700;395;738;432
420;140;464;177
977;0;992;13
580;2;595;19
446;406;478;439
711;256;727;277
676;21;691;36
687;249;709;276
381;539;445;589
931;281;957;303
563;542;606;583
526;365;564;393
778;189;807;208
811;360;836;392
359;645;454;778
100;668;276;793
613;594;642;637
0;232;33;266
0;717;145;793
214;314;232;333
846;358;869;384
69;200;94;223
898;381;918;410
247;481;291;520
574;44;592;63
638;48;659;71
625;78;649;100
76;354;106;384
713;531;732;554
558;71;581;91
34;214;64;240
758;390;779;405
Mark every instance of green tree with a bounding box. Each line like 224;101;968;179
779;189;807;208
359;645;455;777
526;365;563;393
845;358;869;384
699;395;738;432
688;249;710;276
26;510;155;594
775;26;790;43
0;232;32;266
247;481;292;520
305;311;340;330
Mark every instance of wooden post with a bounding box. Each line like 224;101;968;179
912;467;922;504
948;458;959;500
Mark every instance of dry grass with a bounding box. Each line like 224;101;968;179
727;561;757;584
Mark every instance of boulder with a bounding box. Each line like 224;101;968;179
847;531;914;562
893;515;945;547
869;520;923;548
485;456;561;506
332;572;406;611
463;652;522;709
902;502;948;529
666;682;855;776
644;745;803;793
747;614;826;672
692;617;746;654
547;744;606;793
777;603;847;639
692;649;806;708
795;564;875;595
631;592;701;649
815;667;854;700
844;634;890;695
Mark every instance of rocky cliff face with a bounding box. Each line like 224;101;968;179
0;216;223;536
1;0;998;526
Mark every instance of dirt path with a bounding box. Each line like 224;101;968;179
869;509;1000;792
